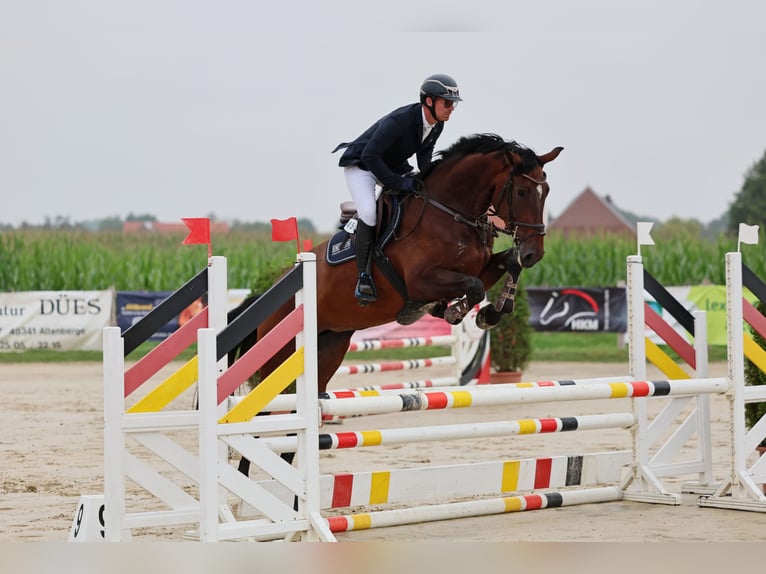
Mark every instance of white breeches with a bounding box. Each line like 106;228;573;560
344;166;379;226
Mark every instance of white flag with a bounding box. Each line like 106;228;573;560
739;223;759;246
637;221;655;246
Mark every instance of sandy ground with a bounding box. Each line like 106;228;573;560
2;359;766;544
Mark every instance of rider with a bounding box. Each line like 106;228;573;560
332;73;462;305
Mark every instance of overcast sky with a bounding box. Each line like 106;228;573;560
3;1;765;232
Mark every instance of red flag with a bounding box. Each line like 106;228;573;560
271;217;299;242
182;218;211;245
182;217;212;257
271;217;301;255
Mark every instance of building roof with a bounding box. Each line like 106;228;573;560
548;187;635;237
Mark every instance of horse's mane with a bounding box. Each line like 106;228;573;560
422;133;539;178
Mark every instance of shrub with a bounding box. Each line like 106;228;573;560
486;278;533;372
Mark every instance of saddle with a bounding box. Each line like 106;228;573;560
325;191;412;307
325;192;404;266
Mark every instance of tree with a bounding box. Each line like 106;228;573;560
125;213;157;222
95;216;124;231
297;218;316;234
653;217;705;242
728;148;766;235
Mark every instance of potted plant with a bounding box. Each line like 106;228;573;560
486;278;533;383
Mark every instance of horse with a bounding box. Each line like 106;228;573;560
243;133;563;395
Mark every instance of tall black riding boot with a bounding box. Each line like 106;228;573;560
354;221;377;305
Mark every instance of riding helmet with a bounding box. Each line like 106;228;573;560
420;74;462;102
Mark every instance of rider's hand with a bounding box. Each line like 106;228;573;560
399;177;416;193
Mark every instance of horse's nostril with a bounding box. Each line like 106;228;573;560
521;251;541;268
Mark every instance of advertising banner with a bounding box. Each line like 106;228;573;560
0;290;113;352
685;286;728;346
115;289;253;341
527;287;628;333
115;291;174;340
0;284;742;352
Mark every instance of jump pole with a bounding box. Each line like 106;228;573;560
332;308;491;393
326;486;622;533
316;379;728;418
245;412;637;453
226;375;643;415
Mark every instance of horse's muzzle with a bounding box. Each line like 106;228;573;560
519;246;544;268
508;224;545;269
515;232;545;268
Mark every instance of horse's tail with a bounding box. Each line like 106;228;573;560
227;292;261;367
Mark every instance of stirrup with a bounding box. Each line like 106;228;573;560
354;273;377;305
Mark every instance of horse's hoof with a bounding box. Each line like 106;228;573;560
443;308;464;325
475;307;500;330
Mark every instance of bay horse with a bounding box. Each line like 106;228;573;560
251;134;563;395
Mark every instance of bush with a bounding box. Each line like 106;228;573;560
486;278;533;372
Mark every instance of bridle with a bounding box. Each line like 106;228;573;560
492;170;547;245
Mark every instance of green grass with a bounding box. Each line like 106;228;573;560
531;332;628;362
531;332;727;363
0;349;104;363
0;341;197;363
0;333;728;364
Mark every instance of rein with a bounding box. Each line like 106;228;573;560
406;152;548;245
411;191;499;240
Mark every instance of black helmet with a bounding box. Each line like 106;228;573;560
420;74;462;102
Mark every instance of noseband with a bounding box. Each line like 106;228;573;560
498;171;547;245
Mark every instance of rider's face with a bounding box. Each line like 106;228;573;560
435;97;456;122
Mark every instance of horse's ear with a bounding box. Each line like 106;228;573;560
538;146;564;165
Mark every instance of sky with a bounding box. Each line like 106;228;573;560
2;1;766;233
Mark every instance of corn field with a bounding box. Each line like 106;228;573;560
0;229;759;292
520;231;751;287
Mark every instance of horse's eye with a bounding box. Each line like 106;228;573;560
517;187;527;197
